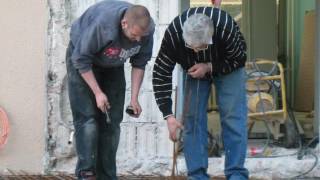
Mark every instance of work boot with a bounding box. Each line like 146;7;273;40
78;171;96;180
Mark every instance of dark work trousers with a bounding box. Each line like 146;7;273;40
66;43;126;180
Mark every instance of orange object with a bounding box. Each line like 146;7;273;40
211;0;222;7
0;107;9;149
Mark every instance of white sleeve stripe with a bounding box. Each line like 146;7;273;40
210;8;214;19
226;36;241;52
158;57;173;68
153;83;172;87
221;13;228;39
227;45;240;58
156;96;171;101
161;53;175;64
226;22;234;41
226;35;240;49
163;114;173;119
234;50;243;58
179;15;183;29
154;63;170;73
216;9;221;27
154;90;173;93
158;102;166;106
186;9;191;18
153;71;172;78
231;35;241;49
167;29;176;49
172;21;180;41
153;77;165;81
203;7;206;14
195;7;199;14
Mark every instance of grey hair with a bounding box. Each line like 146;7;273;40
182;14;214;47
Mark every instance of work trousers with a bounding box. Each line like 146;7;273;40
182;68;249;180
66;43;126;180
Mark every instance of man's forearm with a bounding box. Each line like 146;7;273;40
131;67;145;102
80;70;102;95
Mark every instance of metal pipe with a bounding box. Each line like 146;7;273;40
314;0;320;137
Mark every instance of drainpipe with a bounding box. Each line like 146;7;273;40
314;0;320;137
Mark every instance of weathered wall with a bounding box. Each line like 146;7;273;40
46;0;180;175
0;0;46;173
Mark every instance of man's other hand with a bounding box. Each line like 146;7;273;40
128;101;142;118
188;63;211;78
166;116;183;142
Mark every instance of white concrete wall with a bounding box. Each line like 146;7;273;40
0;0;46;174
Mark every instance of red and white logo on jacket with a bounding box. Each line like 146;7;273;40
103;47;121;58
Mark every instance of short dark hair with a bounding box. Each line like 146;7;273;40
124;5;151;32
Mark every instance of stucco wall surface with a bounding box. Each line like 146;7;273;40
0;0;46;173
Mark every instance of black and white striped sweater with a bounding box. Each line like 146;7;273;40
152;7;247;118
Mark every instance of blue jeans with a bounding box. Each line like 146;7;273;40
66;43;125;180
182;68;249;180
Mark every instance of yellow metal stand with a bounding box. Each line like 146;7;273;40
246;59;288;139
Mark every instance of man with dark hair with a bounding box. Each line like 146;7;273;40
66;1;154;179
153;7;248;180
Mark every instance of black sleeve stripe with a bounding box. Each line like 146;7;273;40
209;47;213;63
203;51;206;62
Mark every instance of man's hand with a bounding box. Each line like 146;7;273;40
80;70;110;113
188;63;211;78
130;67;144;118
128;100;142;118
166;116;183;142
95;91;110;113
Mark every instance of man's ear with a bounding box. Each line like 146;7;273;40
121;19;128;29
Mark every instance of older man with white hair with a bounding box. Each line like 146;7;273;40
153;7;248;180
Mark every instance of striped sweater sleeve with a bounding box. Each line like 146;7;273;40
152;28;177;119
